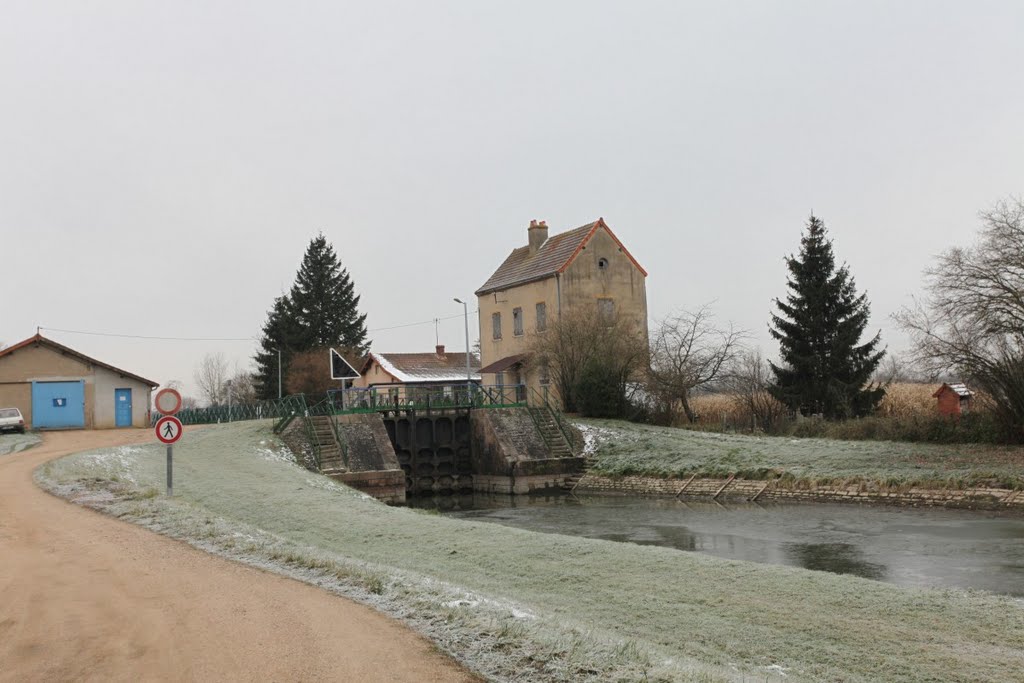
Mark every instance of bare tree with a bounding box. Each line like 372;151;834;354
723;349;787;432
895;197;1024;438
227;370;258;404
193;353;230;406
530;305;648;414
647;305;745;423
160;379;199;411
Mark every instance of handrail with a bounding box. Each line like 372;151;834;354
525;404;553;452
528;387;578;456
328;414;349;468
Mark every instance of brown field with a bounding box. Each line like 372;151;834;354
689;383;941;426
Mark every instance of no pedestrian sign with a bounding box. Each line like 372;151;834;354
155;416;183;445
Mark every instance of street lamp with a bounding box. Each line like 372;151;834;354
453;298;472;388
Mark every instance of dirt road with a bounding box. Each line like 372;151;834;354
0;430;476;682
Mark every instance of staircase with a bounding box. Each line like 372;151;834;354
309;415;346;474
529;406;574;458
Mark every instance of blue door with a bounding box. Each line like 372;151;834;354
115;388;133;427
32;381;85;429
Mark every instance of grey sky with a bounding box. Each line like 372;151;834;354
3;1;1022;398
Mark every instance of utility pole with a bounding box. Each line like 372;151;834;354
277;348;282;399
454;298;472;393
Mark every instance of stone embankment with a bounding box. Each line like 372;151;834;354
576;473;1024;509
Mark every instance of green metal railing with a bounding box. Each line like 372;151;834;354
332;383;526;414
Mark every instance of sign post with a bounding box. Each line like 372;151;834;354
154;389;184;496
330;348;361;410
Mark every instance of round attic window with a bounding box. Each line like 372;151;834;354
598;258;609;270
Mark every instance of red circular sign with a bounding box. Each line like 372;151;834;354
155;388;183;416
155;416;183;444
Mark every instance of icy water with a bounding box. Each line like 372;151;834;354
411;493;1024;596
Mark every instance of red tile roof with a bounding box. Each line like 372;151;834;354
475;218;647;296
0;334;159;387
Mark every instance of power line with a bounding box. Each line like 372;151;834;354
38;312;473;342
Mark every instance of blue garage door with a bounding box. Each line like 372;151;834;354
32;381;86;429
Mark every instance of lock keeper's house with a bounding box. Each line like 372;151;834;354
475;218;648;407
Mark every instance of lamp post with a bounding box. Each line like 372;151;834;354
453;298;472;395
277;348;282;399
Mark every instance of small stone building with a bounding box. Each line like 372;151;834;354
933;383;974;417
0;334;158;430
351;345;481;402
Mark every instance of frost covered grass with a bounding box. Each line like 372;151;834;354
579;419;1024;489
0;432;40;455
37;422;1024;682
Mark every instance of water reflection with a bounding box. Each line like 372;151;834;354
408;492;1024;596
784;542;887;580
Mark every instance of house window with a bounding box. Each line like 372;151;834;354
598;298;615;320
539;361;550;385
535;302;547;332
513;307;524;336
492;312;502;339
598;257;609;271
495;371;505;386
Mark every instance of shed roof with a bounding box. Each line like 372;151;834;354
0;334;160;387
932;383;974;398
475;218;647;296
478;353;530;375
361;351;481;384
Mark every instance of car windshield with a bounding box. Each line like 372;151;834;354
0;408;20;418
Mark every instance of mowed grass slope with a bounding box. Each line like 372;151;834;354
37;422;1024;683
580;419;1024;488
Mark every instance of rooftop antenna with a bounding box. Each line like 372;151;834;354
434;318;439;346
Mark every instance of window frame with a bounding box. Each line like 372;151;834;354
492;311;502;340
535;301;547;332
513;307;524;336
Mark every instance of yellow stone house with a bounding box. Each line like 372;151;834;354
475;218;648;406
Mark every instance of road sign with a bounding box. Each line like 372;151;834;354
330;348;360;380
155;388;183;415
155;415;183;444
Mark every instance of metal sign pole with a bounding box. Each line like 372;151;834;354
166;445;173;496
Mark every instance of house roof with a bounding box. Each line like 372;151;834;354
932;383;973;398
478;353;530;375
361;351;481;384
475;218;647;296
0;334;160;387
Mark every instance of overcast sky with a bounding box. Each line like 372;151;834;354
3;1;1022;399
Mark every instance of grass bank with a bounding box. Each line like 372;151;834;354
0;432;40;455
37;422;1024;683
580;419;1024;490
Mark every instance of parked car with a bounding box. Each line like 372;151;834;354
0;407;26;433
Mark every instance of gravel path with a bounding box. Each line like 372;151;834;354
0;429;476;683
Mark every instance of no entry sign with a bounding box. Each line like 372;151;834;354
155;415;183;444
155;388;183;415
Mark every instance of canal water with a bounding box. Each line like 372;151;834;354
411;493;1024;596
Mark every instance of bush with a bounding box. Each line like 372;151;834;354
575;360;630;419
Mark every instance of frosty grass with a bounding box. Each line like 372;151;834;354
36;421;1024;683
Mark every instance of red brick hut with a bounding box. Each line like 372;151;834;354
932;383;974;417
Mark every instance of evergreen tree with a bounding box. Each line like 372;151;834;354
253;233;370;399
253;295;299;400
288;233;369;353
768;215;885;418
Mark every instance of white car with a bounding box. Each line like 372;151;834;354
0;407;26;434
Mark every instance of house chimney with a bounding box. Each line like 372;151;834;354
528;219;548;254
435;344;445;356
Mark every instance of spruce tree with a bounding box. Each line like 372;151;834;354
253;295;299;400
253;234;370;399
288;233;369;353
768;215;885;418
